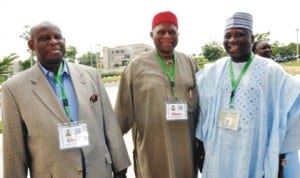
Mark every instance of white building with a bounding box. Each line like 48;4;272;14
101;43;153;70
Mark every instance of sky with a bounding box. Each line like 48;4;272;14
0;0;299;60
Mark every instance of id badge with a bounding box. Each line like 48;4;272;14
166;101;187;121
218;109;240;130
58;121;90;150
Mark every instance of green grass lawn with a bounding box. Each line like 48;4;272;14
280;60;300;75
280;60;300;67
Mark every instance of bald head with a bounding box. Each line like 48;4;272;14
28;21;66;74
30;21;61;38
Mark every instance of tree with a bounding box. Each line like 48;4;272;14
0;53;18;83
65;45;77;63
77;52;97;67
19;59;35;71
193;55;208;69
201;41;226;61
271;40;283;59
19;25;35;66
254;31;270;41
272;41;298;59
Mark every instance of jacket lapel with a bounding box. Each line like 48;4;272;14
30;64;69;123
67;63;88;122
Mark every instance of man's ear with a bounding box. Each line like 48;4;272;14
251;34;255;43
28;39;34;50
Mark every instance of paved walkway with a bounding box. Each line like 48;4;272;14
105;85;135;178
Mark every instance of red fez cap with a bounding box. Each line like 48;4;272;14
152;11;178;29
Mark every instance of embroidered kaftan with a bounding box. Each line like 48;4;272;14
196;56;300;178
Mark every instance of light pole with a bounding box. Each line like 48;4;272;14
96;44;101;70
297;28;299;61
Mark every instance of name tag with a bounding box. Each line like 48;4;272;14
58;121;90;150
166;101;187;121
218;109;240;130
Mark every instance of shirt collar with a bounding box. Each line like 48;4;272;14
38;60;70;78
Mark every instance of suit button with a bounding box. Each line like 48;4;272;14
77;168;82;173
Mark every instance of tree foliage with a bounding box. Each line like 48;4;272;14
19;25;35;66
193;55;208;69
65;45;77;63
254;31;270;41
77;52;97;67
0;53;18;83
272;42;299;59
19;59;35;71
201;41;226;61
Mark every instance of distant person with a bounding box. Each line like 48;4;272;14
115;11;204;178
2;21;130;178
252;40;272;58
196;12;300;178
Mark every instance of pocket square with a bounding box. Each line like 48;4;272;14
90;94;98;103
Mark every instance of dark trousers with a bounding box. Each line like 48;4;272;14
278;154;286;178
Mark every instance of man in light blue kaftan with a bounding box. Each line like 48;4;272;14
284;152;300;177
252;40;300;178
195;12;300;178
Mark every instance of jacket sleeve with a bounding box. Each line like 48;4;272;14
96;70;131;172
2;83;29;178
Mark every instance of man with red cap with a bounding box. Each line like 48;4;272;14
115;11;204;178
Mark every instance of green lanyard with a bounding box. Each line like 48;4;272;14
155;53;176;98
229;53;254;107
54;62;72;121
